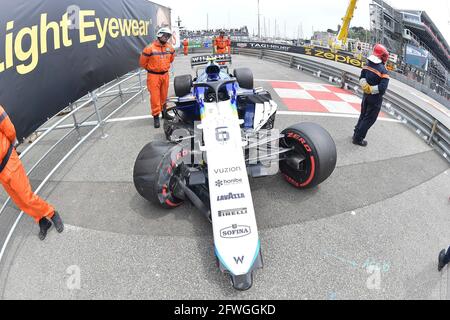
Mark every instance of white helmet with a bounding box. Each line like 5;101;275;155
157;27;172;38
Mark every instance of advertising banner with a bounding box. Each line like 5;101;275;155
405;44;429;71
0;0;171;140
232;41;366;68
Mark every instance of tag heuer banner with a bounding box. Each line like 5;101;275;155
0;0;171;140
232;41;366;69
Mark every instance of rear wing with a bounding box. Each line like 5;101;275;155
190;54;232;68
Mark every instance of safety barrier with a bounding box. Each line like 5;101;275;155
233;47;450;164
0;70;147;273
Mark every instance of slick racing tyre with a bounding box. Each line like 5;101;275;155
233;68;254;89
174;74;193;97
280;123;337;189
133;141;190;209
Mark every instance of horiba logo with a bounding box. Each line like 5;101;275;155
220;224;251;239
215;178;243;188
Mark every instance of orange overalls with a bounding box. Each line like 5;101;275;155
183;39;189;56
0;105;55;223
139;40;175;117
227;38;232;54
214;36;229;54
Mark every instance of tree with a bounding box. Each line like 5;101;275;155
348;26;370;41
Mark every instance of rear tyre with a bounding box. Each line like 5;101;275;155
280;123;337;189
174;74;193;97
234;68;254;89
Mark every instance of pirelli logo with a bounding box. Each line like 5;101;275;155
218;208;248;218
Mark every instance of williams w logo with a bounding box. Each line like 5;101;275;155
234;256;245;264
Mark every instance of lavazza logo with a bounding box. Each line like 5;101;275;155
214;166;242;175
220;224;252;239
217;193;245;202
218;208;248;218
215;178;243;188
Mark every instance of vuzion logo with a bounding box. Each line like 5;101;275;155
214;166;242;174
220;225;251;239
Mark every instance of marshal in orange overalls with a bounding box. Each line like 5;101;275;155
214;36;229;54
183;39;189;56
227;38;232;54
0;105;55;223
139;41;176;117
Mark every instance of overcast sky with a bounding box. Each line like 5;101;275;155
157;0;450;44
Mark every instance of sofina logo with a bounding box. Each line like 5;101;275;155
220;224;251;238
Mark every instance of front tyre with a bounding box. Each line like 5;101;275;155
133;141;189;208
280;123;337;188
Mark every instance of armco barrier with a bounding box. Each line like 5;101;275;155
233;47;450;163
0;70;147;271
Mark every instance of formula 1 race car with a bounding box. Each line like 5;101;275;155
133;54;337;291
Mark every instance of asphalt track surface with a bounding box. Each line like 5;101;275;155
0;54;449;300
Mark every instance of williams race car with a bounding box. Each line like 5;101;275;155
133;54;337;291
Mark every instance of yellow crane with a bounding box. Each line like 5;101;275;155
331;0;358;52
337;0;358;45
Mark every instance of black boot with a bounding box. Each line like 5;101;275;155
38;218;52;241
51;211;64;233
438;248;450;272
352;139;368;147
154;115;160;128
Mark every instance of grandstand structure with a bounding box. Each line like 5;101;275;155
179;26;250;40
370;0;449;97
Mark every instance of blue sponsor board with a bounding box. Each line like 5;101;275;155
404;44;429;71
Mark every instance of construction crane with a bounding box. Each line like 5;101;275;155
330;0;358;52
337;0;358;46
